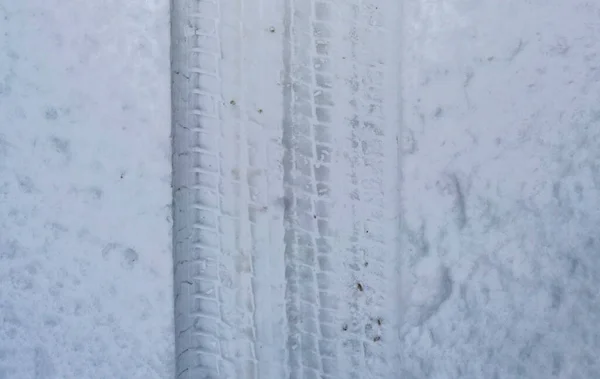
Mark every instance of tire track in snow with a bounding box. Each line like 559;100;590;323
173;0;403;377
282;0;340;377
172;0;284;377
172;1;234;377
218;0;260;377
241;1;288;378
329;0;404;378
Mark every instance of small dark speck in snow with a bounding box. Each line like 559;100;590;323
342;324;348;331
230;99;236;105
45;107;58;120
356;282;364;292
373;336;381;342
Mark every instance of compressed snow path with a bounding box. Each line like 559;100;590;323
3;0;600;378
172;1;600;378
0;1;174;378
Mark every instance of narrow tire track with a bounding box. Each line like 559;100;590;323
171;1;287;378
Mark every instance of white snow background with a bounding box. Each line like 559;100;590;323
0;1;174;378
2;0;600;378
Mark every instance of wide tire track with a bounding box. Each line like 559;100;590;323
173;0;404;378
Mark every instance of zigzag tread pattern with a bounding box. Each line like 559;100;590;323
171;0;269;378
282;0;341;378
174;0;402;378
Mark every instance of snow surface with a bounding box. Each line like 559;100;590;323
171;0;600;378
0;1;174;378
3;0;600;378
400;2;600;377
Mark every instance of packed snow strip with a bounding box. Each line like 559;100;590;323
173;0;600;379
172;0;402;378
0;1;173;378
